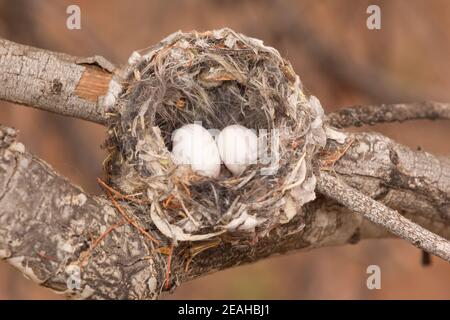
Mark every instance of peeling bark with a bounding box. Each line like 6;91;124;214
0;39;112;124
0;38;449;299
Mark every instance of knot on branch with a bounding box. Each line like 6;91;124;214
102;28;327;246
0;126;25;160
0;126;17;148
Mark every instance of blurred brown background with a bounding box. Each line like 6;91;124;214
0;0;449;299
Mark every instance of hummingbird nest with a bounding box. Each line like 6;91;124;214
104;28;327;245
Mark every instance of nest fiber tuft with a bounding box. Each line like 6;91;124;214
105;28;326;243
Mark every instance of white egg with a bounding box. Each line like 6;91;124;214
216;124;258;176
171;124;221;178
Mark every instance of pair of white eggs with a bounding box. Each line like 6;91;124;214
171;124;258;178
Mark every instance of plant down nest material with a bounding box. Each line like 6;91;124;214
104;28;327;245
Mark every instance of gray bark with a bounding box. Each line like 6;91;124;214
0;39;112;124
327;102;450;128
318;172;450;261
0;125;448;299
0;38;449;299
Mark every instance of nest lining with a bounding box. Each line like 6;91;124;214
104;28;326;244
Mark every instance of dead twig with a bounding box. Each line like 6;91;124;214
97;179;160;245
319;138;355;170
165;242;175;289
79;219;125;268
327;102;450;128
317;172;450;262
97;177;147;204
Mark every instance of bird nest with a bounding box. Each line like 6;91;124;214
104;28;326;244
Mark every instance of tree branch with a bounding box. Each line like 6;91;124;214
317;172;450;262
0;123;449;299
327;102;450;128
270;0;420;102
0;39;113;125
0;125;163;299
0;38;449;299
2;38;449;132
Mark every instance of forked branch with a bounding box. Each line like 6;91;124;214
0;38;449;299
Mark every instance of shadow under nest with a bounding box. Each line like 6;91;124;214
102;28;326;249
